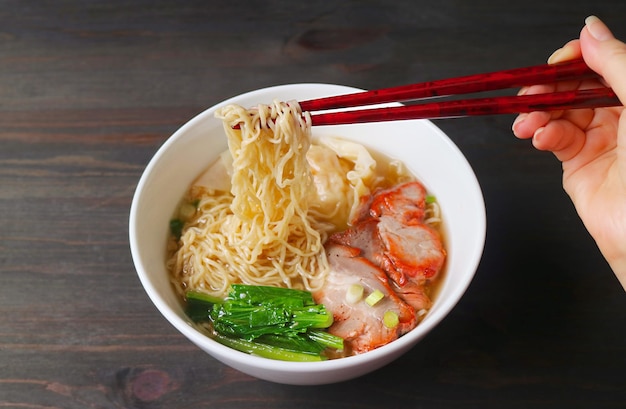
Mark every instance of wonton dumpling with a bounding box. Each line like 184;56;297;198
306;144;351;228
307;136;377;229
193;150;233;193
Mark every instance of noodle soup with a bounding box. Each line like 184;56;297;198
166;101;446;360
130;83;485;383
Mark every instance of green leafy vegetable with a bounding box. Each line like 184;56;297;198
213;332;324;362
185;285;344;361
186;290;225;322
256;333;326;354
307;329;345;350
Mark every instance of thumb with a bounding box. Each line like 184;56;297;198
581;16;626;104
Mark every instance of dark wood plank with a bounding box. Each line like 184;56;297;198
1;1;625;408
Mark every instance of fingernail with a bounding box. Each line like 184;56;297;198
548;48;563;64
585;16;613;41
518;86;529;96
533;127;544;139
512;113;527;134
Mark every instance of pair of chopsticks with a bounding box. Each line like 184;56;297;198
297;59;620;126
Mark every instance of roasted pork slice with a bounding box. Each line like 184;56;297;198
377;215;446;285
314;243;417;354
366;181;427;225
329;183;444;308
391;280;433;312
329;218;385;265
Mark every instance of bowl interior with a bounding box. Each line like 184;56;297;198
129;83;486;384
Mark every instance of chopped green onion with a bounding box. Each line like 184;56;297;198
425;195;437;204
179;202;197;221
383;310;399;328
170;219;185;240
345;283;364;304
365;289;384;306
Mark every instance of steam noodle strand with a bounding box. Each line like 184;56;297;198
168;101;329;298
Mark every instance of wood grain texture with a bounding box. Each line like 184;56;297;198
1;1;625;408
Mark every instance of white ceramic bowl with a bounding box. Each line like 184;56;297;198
129;84;486;385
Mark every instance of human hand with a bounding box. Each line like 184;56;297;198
512;16;626;289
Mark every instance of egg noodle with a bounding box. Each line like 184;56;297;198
167;101;330;298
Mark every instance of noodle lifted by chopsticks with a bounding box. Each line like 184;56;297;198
168;101;329;298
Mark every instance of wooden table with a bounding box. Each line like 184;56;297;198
2;1;625;407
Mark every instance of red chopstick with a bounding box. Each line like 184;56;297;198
301;59;603;111
294;59;621;126
309;87;619;125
